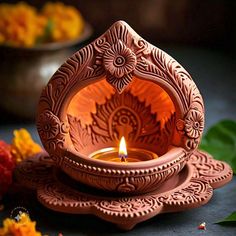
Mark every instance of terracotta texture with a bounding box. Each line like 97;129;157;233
14;150;233;230
15;21;233;230
36;21;205;194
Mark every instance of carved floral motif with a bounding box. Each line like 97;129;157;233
37;111;69;152
37;111;60;140
103;40;137;93
14;152;53;190
185;109;204;139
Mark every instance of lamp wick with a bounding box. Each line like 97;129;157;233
120;154;127;162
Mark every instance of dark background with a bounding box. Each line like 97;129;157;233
1;0;235;53
0;1;236;235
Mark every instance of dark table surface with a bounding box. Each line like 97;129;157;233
0;45;235;235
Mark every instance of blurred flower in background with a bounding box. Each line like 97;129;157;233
0;2;45;47
0;2;84;47
0;213;42;236
0;1;91;119
11;129;42;163
42;2;84;42
0;129;42;200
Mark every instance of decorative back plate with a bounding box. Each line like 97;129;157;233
37;20;204;161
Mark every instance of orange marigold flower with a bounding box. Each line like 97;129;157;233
0;2;84;47
0;213;42;236
42;2;84;42
0;2;47;47
11;129;42;163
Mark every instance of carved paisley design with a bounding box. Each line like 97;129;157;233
103;40;137;93
185;138;198;151
163;178;211;204
189;150;233;188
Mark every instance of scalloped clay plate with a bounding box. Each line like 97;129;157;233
14;149;232;230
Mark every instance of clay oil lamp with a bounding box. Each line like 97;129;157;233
36;21;196;194
15;21;233;230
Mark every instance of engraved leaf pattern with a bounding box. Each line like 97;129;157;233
39;44;96;115
67;91;175;155
67;115;92;152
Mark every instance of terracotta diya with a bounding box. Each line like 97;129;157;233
15;21;233;230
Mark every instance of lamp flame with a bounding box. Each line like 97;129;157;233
119;136;127;162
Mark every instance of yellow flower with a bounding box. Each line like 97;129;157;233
42;2;84;42
0;213;42;236
11;129;42;163
0;2;47;47
0;2;84;47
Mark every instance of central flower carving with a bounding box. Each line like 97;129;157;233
103;40;137;93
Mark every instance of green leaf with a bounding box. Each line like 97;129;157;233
36;19;54;44
44;18;54;40
200;119;236;174
216;211;236;224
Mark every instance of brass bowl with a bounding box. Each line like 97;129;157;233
0;23;92;119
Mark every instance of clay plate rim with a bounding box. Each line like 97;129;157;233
14;149;233;230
